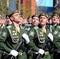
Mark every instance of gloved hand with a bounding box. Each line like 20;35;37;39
47;33;53;42
22;33;30;44
38;49;45;55
9;50;18;57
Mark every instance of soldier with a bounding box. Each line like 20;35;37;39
0;11;30;59
32;15;39;27
5;15;12;26
24;16;33;32
59;16;60;25
50;13;60;59
27;13;53;59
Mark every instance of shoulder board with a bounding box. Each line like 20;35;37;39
50;25;53;28
34;26;39;30
57;26;60;29
7;25;12;29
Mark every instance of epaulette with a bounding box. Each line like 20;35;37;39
7;25;12;29
57;26;60;29
34;26;39;30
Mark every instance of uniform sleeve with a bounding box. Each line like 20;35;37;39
53;26;60;50
0;27;11;54
28;28;39;51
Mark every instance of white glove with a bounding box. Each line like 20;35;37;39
47;33;53;42
38;49;45;55
22;33;30;44
9;50;18;57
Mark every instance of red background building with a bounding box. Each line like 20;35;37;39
20;0;36;17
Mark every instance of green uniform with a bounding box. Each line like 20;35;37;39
24;23;33;32
50;25;60;59
27;26;51;59
0;24;27;59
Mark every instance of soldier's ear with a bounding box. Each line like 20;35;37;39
10;16;14;21
46;19;48;23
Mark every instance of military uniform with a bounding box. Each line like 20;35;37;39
24;23;33;33
50;25;60;59
27;25;51;59
0;24;27;59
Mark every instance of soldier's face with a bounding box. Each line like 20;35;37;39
49;19;52;24
12;13;21;23
28;18;32;23
32;17;39;26
52;16;59;24
39;16;48;26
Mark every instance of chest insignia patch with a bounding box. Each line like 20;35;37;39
38;31;45;43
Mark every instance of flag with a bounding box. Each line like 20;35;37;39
36;0;53;7
36;0;54;14
8;0;16;14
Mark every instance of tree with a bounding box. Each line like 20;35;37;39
53;0;60;14
0;0;8;16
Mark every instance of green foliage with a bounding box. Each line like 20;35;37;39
0;0;8;16
0;0;31;18
54;7;60;15
23;7;31;18
0;0;13;16
19;4;31;18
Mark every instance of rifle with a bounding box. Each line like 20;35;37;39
36;37;50;59
9;32;31;59
10;39;24;59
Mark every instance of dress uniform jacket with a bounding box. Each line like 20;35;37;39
28;26;51;59
50;25;60;50
0;24;27;59
50;25;60;59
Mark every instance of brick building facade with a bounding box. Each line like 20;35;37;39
20;0;36;17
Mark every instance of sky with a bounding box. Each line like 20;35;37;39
36;0;53;7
